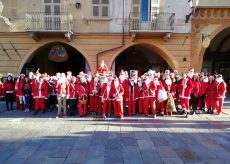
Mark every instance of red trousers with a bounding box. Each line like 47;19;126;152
216;98;224;113
205;98;215;110
98;97;103;114
103;100;112;115
78;101;87;116
34;98;45;111
138;98;144;114
89;95;98;112
180;98;190;111
122;97;126;113
128;98;136;115
143;97;156;116
156;101;165;113
114;100;123;117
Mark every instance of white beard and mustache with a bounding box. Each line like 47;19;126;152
165;79;172;85
216;78;223;83
119;75;125;82
187;71;194;79
114;80;119;88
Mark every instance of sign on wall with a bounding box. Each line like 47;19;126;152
48;45;68;62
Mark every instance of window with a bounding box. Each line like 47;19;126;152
92;0;110;18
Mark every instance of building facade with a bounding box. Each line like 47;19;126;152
0;0;228;78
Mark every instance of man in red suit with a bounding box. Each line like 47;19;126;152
33;75;48;115
67;76;78;116
137;76;144;114
126;75;139;115
89;73;100;115
112;76;124;118
101;72;113;118
143;73;157;117
179;73;193;117
198;76;208;112
205;76;216;114
119;70;128;114
214;74;226;114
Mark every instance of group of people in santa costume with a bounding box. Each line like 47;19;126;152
0;60;227;118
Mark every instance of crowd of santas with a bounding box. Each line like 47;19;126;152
1;60;227;118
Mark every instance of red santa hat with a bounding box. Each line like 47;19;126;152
188;68;195;73
208;76;214;80
67;71;72;75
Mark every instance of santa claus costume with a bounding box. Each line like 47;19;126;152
205;76;216;114
14;77;21;110
119;70;128;114
97;60;108;77
198;76;208;112
126;76;139;115
142;73;157;117
190;73;200;114
67;76;78;116
0;79;4;100
89;74;100;115
4;74;15;110
112;76;124;118
101;72;114;118
33;76;48;114
214;75;226;114
179;73;193;117
78;77;89;117
47;77;57;112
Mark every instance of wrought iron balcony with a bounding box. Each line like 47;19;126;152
25;12;73;32
129;12;175;32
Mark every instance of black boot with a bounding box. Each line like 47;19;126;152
10;103;13;110
6;102;9;111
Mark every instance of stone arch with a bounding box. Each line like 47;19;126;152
106;42;180;72
17;40;92;74
197;25;230;71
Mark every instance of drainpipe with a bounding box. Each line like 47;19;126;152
96;0;126;69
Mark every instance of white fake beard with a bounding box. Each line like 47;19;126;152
100;63;105;68
216;78;223;83
187;72;194;79
138;81;142;87
130;81;134;86
145;79;150;85
115;80;119;88
119;75;125;82
165;79;172;85
87;77;92;82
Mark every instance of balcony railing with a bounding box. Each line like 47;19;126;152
129;12;175;32
25;12;73;32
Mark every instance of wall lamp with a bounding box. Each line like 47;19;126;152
75;2;81;9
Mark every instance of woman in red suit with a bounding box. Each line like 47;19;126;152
205;76;216;114
4;74;15;110
214;74;226;114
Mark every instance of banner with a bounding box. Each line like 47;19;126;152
48;45;68;62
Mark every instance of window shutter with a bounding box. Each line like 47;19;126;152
102;6;108;17
92;0;99;4
101;0;109;4
44;0;51;3
93;6;99;17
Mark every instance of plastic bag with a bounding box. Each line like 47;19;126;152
158;89;168;103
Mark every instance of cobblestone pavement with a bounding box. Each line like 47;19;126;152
0;99;229;164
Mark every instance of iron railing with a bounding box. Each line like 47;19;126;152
129;12;175;32
25;12;73;32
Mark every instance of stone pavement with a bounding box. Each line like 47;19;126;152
0;100;229;164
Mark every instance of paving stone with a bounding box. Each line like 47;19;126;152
162;157;184;164
65;149;88;163
140;150;163;163
43;158;65;164
122;137;138;146
137;139;155;150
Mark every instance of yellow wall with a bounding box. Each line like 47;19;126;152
0;32;191;75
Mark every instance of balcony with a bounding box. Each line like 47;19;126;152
25;12;73;32
129;12;175;33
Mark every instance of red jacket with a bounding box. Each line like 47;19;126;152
33;81;48;99
142;81;157;98
112;83;124;101
199;81;208;96
0;83;4;97
67;83;78;99
119;79;128;100
162;80;176;95
179;78;193;99
126;81;139;100
206;82;216;99
101;82;114;100
89;79;100;96
215;81;226;99
55;82;68;96
191;81;200;98
77;83;89;99
4;81;15;94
